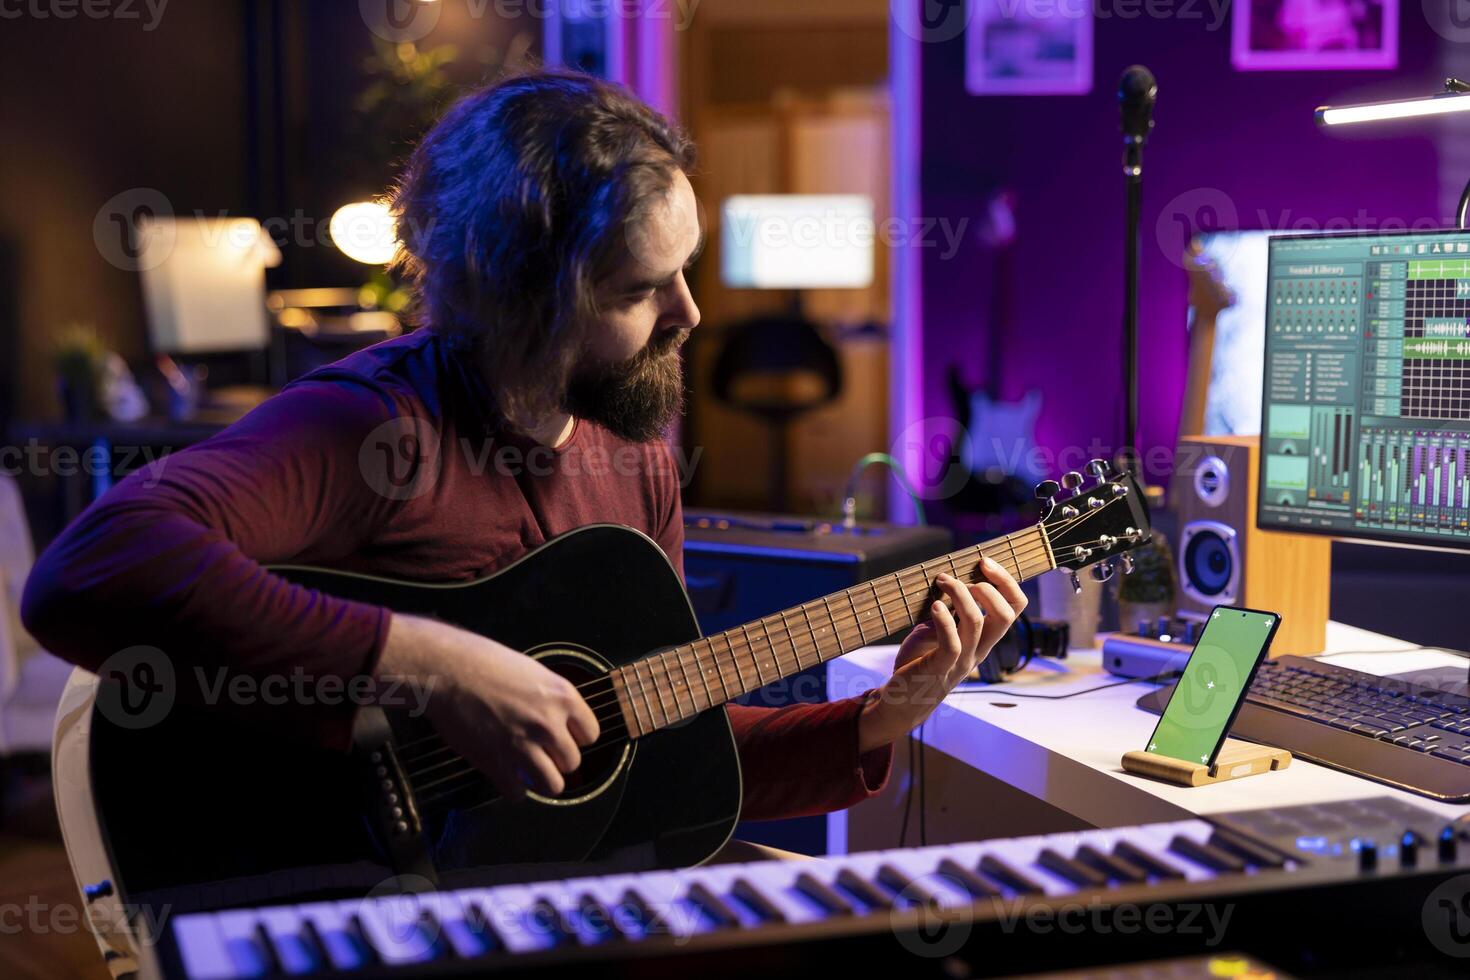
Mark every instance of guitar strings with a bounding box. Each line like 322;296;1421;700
586;496;1133;725
402;506;1137;788
406;544;1093;794
401;494;1141;792
404;489;1126;739
400;539;1053;760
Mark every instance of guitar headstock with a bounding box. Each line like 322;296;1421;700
1035;460;1153;583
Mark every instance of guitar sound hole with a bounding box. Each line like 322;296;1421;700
535;651;630;802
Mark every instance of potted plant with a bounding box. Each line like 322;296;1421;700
1115;532;1176;633
52;323;106;422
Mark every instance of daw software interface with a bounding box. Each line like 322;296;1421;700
1259;230;1470;551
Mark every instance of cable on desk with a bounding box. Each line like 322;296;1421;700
951;669;1180;700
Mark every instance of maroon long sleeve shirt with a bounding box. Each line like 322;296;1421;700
21;329;891;821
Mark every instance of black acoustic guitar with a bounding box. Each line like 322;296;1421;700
72;468;1150;915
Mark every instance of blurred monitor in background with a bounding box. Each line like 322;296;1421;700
137;216;274;355
1192;229;1271;435
721;194;875;290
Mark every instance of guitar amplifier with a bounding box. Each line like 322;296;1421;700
682;509;952;854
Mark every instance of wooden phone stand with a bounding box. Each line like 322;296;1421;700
1122;740;1291;787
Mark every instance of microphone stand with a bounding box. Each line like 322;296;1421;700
1122;140;1143;474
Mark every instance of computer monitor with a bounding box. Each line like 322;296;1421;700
1258;228;1470;552
1191;230;1272;436
720;195;875;290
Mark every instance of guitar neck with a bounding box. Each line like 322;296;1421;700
612;523;1056;739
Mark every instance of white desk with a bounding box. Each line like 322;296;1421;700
827;621;1469;854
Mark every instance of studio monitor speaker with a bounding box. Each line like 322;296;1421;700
1172;435;1330;655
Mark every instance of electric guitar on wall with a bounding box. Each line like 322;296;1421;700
53;466;1150;976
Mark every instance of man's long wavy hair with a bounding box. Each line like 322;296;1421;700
391;69;695;430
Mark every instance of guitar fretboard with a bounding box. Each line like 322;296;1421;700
611;523;1054;739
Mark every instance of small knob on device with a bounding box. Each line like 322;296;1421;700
1034;480;1060;500
1068;571;1082;595
1400;830;1420;868
83;880;114;902
1061;471;1084;492
1439;825;1458;863
1087;458;1111;482
1090;560;1115;583
1137;619;1153;638
1355;838;1378;872
1119;552;1136;575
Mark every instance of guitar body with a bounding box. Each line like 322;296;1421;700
83;525;741;911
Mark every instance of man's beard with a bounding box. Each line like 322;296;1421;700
565;329;688;443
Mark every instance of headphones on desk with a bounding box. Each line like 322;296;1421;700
971;614;1070;683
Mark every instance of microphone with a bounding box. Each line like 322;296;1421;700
1118;65;1157;177
1116;65;1156;473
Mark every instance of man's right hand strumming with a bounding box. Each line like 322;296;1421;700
377;614;601;801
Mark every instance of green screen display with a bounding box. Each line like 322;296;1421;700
1146;608;1279;766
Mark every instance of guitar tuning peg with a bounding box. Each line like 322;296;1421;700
1120;552;1136;575
1060;471;1084;493
1087;458;1111;482
1068;570;1082;595
1034;480;1060;501
1090;560;1116;583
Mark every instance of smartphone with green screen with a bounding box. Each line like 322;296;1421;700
1144;606;1281;767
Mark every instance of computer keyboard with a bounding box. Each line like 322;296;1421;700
1140;655;1470;802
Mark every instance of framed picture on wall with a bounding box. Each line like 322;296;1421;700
965;0;1093;96
1232;0;1398;70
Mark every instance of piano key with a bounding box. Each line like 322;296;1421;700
731;877;788;923
354;897;443;966
1073;844;1148;884
172;913;240;980
794;871;856;916
448;898;502;958
1037;848;1110;889
418;908;458;959
876;863;944;907
212;910;274;977
1111;839;1186;880
687;881;743;929
250;922;284;975
1207;828;1288;869
618;886;675;939
936;858;1002;898
255;907;328;975
836;867;894;910
527;898;576;947
575;893;626;944
1168;835;1247;874
977;853;1046;895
